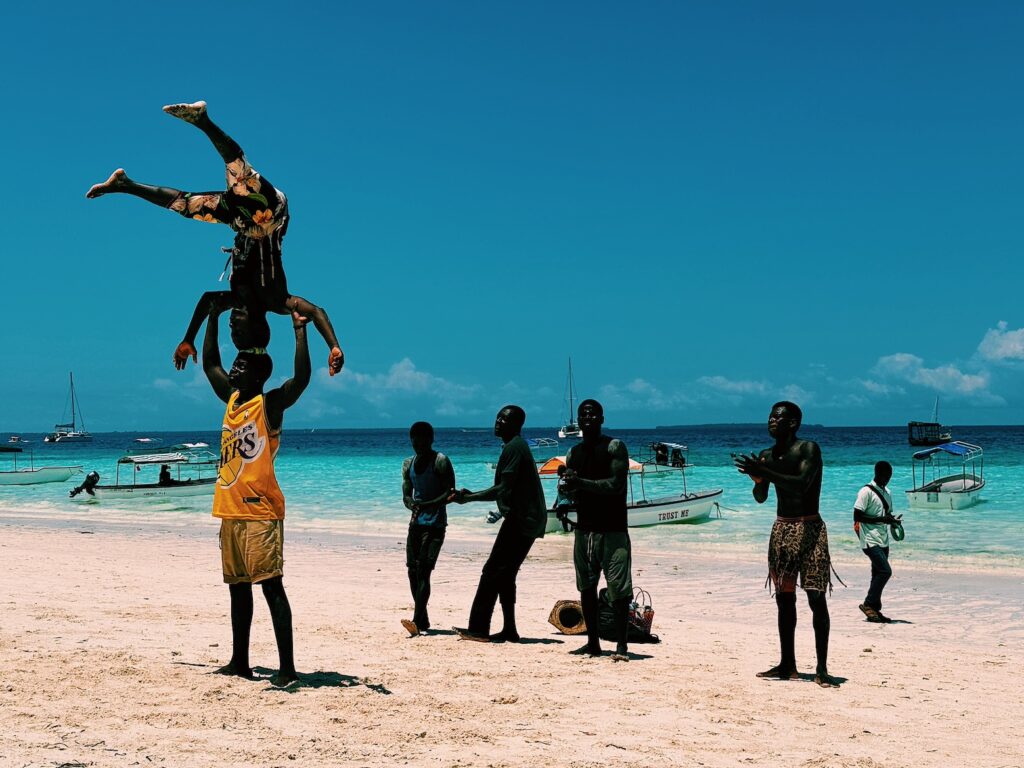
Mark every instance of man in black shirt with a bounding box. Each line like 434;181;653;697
451;405;547;643
561;399;633;661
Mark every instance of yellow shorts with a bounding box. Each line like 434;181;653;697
219;519;284;584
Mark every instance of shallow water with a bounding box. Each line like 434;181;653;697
2;425;1019;570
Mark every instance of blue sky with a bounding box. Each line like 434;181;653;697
2;2;1023;431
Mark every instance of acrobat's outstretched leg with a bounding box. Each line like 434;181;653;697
85;169;182;206
163;101;245;165
283;295;344;375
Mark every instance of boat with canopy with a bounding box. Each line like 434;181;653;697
905;441;984;510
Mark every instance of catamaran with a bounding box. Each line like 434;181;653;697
557;357;582;439
44;372;93;443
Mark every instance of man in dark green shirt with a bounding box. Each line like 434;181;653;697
451;405;547;642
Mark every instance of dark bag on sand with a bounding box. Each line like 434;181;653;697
598;587;661;644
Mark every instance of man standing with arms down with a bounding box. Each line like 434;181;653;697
733;401;838;688
203;305;310;687
854;461;902;623
451;405;547;643
560;399;633;662
401;421;456;637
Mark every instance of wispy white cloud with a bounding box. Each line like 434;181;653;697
696;375;767;395
978;321;1024;363
872;353;990;395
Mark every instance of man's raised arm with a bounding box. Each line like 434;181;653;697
202;307;231;403
269;312;312;414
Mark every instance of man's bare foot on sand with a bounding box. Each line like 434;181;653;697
270;671;299;688
756;664;799;680
401;619;420;637
814;670;839;688
214;661;254;680
162;100;207;123
569;643;603;657
86;168;130;199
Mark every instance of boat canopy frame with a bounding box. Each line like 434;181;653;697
909;441;984;493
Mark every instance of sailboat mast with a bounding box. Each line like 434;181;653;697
69;372;76;431
567;356;574;419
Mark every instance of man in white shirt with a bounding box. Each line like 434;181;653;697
853;461;903;623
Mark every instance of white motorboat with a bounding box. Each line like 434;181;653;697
906;441;985;510
540;444;723;532
7;435;28;444
0;446;82;486
556;357;583;440
44;372;93;443
73;445;219;500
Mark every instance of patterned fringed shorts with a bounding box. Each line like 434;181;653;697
767;515;832;593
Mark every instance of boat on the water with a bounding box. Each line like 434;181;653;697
44;372;93;443
557;357;582;440
541;443;723;532
905;441;984;510
0;445;82;486
907;397;952;447
73;445;219;500
7;435;28;444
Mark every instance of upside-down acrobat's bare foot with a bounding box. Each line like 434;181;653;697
162;100;208;123
756;664;799;680
86;168;130;199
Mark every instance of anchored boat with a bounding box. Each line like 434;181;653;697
542;443;723;532
0;445;82;486
906;441;984;510
73;445;219;500
44;372;93;443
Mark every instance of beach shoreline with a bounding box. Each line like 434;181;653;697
1;511;1021;767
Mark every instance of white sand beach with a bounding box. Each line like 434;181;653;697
1;513;1021;768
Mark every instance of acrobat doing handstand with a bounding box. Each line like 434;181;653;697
86;101;344;375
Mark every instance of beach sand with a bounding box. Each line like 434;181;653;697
1;513;1021;768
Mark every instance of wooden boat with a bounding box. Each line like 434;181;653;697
905;441;984;510
73;445;218;500
540;443;723;532
0;446;82;486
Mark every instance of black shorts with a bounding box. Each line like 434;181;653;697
406;525;446;572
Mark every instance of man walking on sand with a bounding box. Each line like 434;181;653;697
450;405;547;643
560;399;634;662
202;303;310;687
854;461;903;623
401;421;456;637
733;401;838;688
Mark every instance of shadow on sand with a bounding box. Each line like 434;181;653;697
253;667;393;694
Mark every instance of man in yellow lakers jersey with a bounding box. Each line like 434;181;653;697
202;303;310;687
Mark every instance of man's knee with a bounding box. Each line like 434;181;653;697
260;576;286;598
806;590;828;610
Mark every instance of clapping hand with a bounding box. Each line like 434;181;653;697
448;488;471;504
560;468;580;491
732;452;764;481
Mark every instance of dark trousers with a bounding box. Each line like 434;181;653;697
863;545;892;611
407;525;446;630
467;521;536;635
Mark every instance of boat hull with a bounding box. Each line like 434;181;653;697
44;433;93;443
0;466;82;486
545;488;723;533
81;478;216;500
905;475;984;510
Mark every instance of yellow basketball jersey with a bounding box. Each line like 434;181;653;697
212;391;285;520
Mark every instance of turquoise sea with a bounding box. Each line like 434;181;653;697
2;425;1020;571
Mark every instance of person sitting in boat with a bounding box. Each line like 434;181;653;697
670;448;686;468
85;100;344;376
653;442;669;465
158;464;173;486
